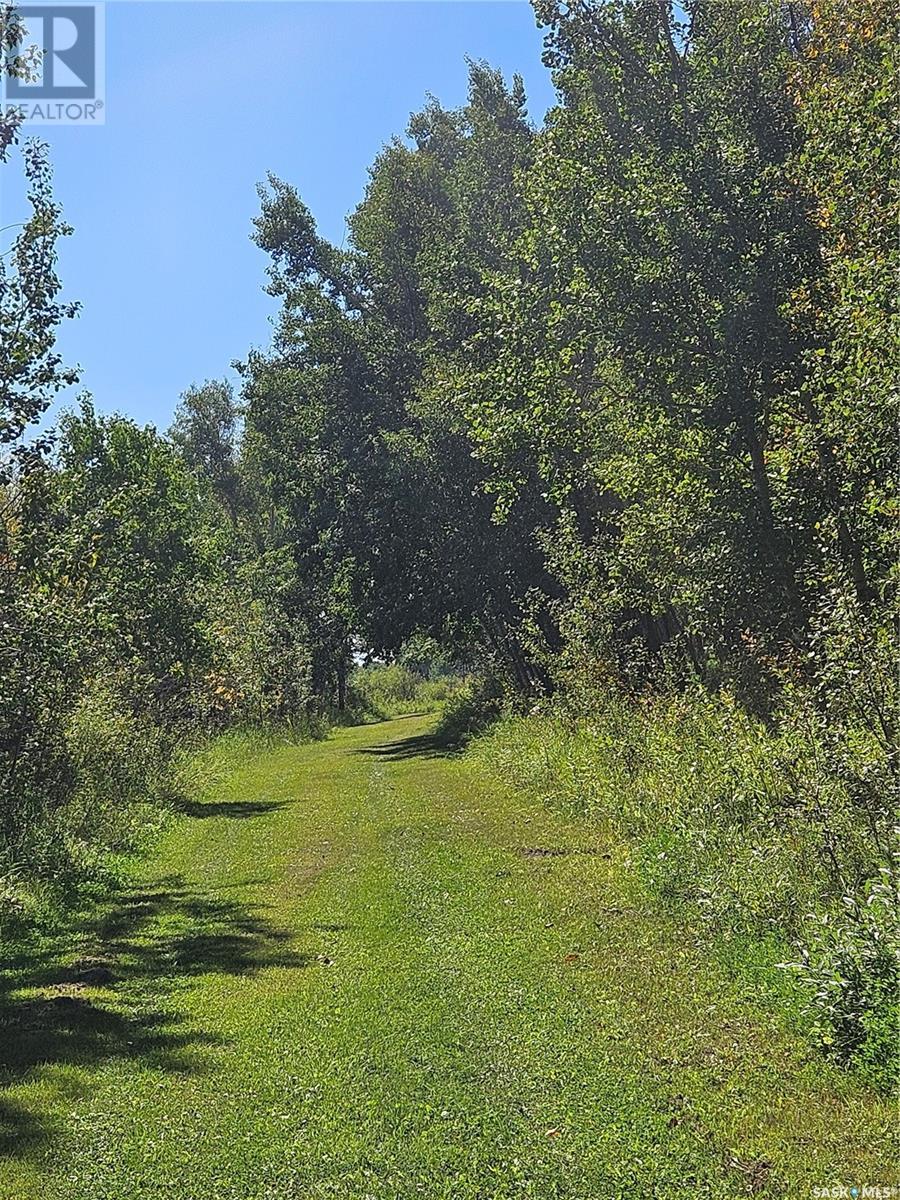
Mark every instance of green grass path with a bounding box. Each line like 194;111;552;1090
1;715;895;1199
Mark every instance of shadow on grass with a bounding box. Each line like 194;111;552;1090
0;874;310;1162
0;1097;44;1157
355;730;454;762
173;797;290;819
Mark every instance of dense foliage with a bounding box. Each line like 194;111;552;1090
0;0;894;1081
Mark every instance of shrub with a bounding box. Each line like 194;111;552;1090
61;683;175;859
433;676;505;747
786;875;898;1093
0;679;177;923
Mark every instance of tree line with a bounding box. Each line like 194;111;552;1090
245;0;894;722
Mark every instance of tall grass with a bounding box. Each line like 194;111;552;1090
349;662;466;720
470;688;898;1092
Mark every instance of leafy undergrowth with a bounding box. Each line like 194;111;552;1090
468;695;899;1094
0;715;895;1199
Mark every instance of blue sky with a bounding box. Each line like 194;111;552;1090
1;1;557;432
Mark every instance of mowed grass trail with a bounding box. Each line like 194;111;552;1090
0;715;895;1199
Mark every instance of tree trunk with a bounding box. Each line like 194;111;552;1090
741;416;775;534
797;394;873;606
336;655;347;712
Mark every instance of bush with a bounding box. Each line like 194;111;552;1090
62;683;175;858
787;876;898;1093
433;676;505;748
0;679;177;924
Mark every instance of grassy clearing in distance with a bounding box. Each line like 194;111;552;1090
0;715;895;1199
349;662;465;719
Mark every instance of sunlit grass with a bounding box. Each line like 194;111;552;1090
0;716;894;1199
